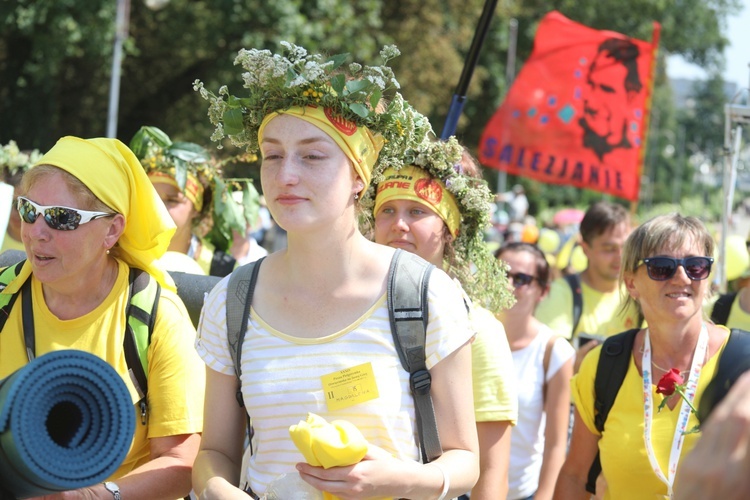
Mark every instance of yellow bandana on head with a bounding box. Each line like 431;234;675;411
148;170;205;212
3;137;177;293
258;106;384;195
374;165;461;237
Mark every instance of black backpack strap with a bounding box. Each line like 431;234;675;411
698;328;750;423
386;249;440;463
209;250;238;278
564;273;583;338
586;327;639;494
710;292;737;326
226;258;264;407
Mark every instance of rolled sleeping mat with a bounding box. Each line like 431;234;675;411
0;350;134;498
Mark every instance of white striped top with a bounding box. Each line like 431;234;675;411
195;267;473;495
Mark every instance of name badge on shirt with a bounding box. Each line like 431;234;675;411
321;362;379;411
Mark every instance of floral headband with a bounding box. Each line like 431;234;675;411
1;141;42;179
363;136;515;314
130;126;257;252
193;41;432;174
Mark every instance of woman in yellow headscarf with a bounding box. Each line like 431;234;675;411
193;42;480;499
0;136;204;499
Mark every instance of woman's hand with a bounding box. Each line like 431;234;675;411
296;445;407;499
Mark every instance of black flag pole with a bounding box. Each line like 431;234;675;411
440;0;499;140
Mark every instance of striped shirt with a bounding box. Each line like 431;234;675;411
196;267;473;495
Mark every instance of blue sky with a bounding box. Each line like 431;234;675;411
667;0;749;88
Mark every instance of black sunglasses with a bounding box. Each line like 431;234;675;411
638;256;714;281
17;196;116;231
507;272;538;288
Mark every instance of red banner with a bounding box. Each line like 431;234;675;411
479;11;660;201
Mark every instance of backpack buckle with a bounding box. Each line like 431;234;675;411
410;369;431;396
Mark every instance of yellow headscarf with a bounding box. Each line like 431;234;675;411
148;170;205;212
258;106;384;195
3;136;176;293
374;165;461;237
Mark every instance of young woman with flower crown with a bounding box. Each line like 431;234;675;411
192;43;479;499
365;141;517;499
130;126;256;277
555;213;731;499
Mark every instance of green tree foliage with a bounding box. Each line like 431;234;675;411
0;0;741;217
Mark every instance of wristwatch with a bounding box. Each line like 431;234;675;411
103;481;121;500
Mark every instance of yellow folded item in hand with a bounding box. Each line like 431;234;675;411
289;413;368;469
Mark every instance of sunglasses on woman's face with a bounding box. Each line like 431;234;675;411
17;196;116;231
507;272;537;288
638;256;714;281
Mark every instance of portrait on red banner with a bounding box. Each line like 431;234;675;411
479;11;660;201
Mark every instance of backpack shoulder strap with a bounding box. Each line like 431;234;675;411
125;267;161;424
386;249;440;463
226;257;264;407
710;292;737;326
586;327;639;493
0;260;26;333
564;273;583;337
542;334;557;404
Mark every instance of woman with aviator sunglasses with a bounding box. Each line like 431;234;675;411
0;136;204;499
495;242;575;500
555;213;731;499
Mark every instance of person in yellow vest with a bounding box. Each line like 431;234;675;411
130;126;256;277
0;136;204;499
535;201;641;369
0;141;41;254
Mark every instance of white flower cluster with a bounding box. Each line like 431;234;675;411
0;140;42;177
194;42;412;157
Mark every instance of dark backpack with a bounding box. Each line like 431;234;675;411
224;249;443;463
710;292;737;326
586;327;750;494
0;261;160;425
564;273;583;338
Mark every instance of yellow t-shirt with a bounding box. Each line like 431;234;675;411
535;277;640;340
0;259;205;479
572;332;728;499
470;306;518;424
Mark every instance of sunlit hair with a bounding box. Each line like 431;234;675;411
580;201;630;245
21;164;113;213
496;241;550;289
619;212;715;323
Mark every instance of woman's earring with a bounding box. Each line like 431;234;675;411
354;193;359;200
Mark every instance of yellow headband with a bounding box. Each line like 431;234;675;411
2;137;177;294
375;165;461;237
258;106;384;194
148;170;205;212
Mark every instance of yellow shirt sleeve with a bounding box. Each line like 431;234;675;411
470;306;518;424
